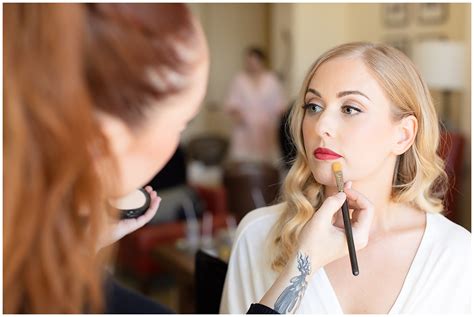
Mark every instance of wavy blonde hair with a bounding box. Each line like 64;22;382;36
271;42;447;272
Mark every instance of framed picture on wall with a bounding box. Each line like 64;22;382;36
384;36;411;57
417;3;449;25
382;4;410;27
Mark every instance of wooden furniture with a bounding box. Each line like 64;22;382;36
153;245;196;313
195;250;228;314
115;185;228;294
438;130;465;224
187;135;229;166
153;245;229;314
223;161;280;222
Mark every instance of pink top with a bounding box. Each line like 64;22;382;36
225;71;286;164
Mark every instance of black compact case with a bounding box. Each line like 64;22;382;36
119;188;151;219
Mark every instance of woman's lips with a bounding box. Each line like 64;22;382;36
313;147;342;160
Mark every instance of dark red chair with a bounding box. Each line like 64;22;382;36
223;161;281;223
438;130;465;224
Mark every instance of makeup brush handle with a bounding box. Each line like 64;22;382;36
341;200;359;276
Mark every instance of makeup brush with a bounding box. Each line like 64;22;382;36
332;162;359;276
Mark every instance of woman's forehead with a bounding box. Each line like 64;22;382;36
307;58;385;99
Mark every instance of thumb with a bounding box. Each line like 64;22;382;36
317;192;346;222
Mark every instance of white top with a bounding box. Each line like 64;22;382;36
225;71;286;164
220;203;472;314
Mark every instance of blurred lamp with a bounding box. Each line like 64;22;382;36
412;40;465;129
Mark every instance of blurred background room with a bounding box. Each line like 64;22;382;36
112;3;471;313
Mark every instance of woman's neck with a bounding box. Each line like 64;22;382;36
324;163;404;236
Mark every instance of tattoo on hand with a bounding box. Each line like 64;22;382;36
274;251;311;314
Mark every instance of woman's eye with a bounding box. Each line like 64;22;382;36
342;105;362;115
304;103;323;113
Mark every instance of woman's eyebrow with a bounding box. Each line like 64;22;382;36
306;88;371;102
305;88;321;98
337;90;371;101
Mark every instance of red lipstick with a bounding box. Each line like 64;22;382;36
313;147;342;160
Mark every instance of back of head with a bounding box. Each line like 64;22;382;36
247;46;266;63
85;4;203;127
4;3;199;313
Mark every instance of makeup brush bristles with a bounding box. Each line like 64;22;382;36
332;162;342;173
332;162;344;192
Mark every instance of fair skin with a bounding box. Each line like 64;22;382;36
293;56;425;314
100;60;209;199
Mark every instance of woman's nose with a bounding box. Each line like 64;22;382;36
314;108;337;138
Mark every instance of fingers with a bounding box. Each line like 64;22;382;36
343;187;374;232
135;192;161;226
143;186;159;221
317;192;346;222
344;186;372;212
344;181;352;190
148;191;161;216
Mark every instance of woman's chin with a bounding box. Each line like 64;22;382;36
311;170;337;187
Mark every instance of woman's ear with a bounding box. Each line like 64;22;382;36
96;112;133;159
393;115;418;155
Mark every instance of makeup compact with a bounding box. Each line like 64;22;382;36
110;188;151;219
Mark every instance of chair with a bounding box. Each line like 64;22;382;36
223;161;281;223
194;250;228;314
187;134;229;166
438;130;465;223
115;185;229;294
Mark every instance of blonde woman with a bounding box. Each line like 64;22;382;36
220;42;471;314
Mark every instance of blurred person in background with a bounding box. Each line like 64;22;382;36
224;47;287;166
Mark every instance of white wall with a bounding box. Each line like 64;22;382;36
182;4;269;143
269;4;293;97
290;4;350;97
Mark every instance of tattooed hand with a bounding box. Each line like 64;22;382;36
298;181;374;271
259;182;374;314
274;252;311;313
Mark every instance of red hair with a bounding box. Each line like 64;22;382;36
4;3;199;313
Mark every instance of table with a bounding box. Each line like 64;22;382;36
153;245;196;313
